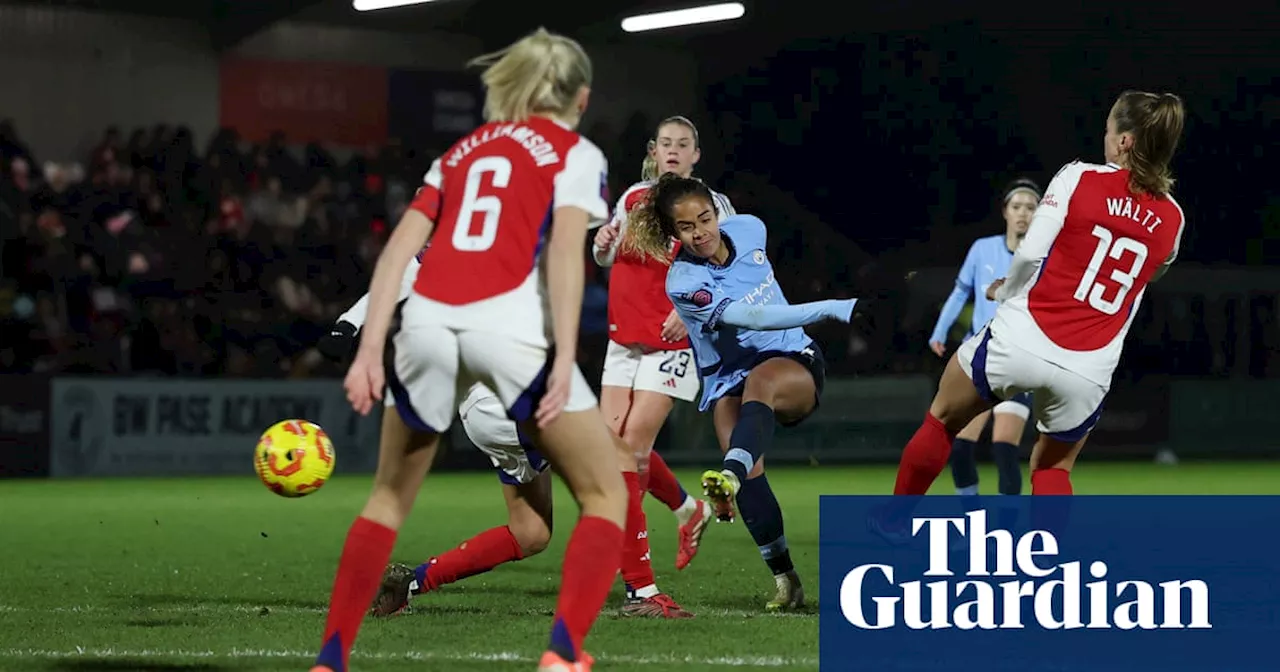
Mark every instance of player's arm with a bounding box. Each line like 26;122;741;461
356;161;442;356
319;256;422;361
995;163;1084;302
1151;213;1185;282
591;191;628;267
668;266;854;333
929;242;979;344
551;141;611;355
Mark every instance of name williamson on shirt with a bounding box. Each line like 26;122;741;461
445;124;561;169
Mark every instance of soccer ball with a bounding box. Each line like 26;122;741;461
254;419;336;497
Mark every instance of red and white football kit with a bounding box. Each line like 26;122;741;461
957;161;1185;441
389;117;610;432
592;180;735;402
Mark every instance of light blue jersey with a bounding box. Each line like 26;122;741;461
930;234;1015;343
668;215;851;412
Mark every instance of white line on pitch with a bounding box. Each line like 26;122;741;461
2;648;818;668
0;604;812;619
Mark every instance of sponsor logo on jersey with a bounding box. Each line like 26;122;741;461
686;289;713;307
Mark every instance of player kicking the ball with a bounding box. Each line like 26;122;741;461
588;116;735;618
623;173;897;611
311;28;624;672
890;90;1186;504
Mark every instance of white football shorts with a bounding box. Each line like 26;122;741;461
385;294;598;433
457;384;548;486
600;340;700;402
956;324;1107;442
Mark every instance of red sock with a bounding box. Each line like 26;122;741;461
315;517;397;672
620;472;656;596
417;526;524;591
646;451;687;511
548;515;624;661
894;413;957;495
1031;468;1073;495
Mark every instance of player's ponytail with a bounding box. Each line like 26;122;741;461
1111;90;1185;196
621;172;717;265
641;140;659;181
468;28;593;125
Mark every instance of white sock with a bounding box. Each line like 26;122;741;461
632;584;660;599
674;496;698;524
956;484;979;497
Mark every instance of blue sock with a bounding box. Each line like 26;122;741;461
950;438;979;494
991;441;1023;495
315;633;345;672
723;401;775;483
736;473;793;576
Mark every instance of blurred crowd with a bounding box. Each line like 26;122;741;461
1;119;1277;383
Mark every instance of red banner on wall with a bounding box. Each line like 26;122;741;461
218;58;389;146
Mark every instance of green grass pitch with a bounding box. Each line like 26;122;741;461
2;462;1278;671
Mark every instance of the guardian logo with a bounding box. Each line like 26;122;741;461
841;510;1211;631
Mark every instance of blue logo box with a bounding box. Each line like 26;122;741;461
819;496;1280;671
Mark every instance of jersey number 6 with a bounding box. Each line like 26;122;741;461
453;156;512;252
1073;225;1148;316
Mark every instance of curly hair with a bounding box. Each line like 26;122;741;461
620;173;717;264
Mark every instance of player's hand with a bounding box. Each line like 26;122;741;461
660;309;687;342
318;321;358;362
535;355;575;429
986;278;1006;301
344;349;385;416
929;340;946;357
593;219;620;251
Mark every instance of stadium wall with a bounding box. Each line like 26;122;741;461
2;373;1276;480
0;6;698;163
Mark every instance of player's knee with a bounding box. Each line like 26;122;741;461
741;375;782;406
508;518;552;556
574;473;627;525
361;485;413;531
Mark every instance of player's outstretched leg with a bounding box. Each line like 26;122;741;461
704;356;818;611
647;451;712;570
371;470;554;617
313;411;439;672
527;407;627;670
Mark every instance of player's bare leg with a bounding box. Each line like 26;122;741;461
523;407;627;669
371;470;554;617
1029;433;1086;494
703;359;814;611
313;411;439;672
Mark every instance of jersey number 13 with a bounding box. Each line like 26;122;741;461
453;156;512;252
1073;225;1148;315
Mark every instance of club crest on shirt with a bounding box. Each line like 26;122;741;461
684;289;713;307
753;250;765;264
